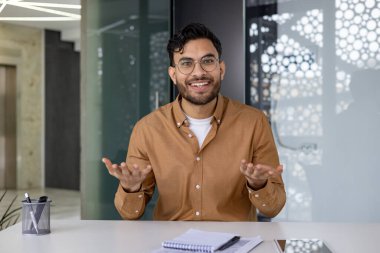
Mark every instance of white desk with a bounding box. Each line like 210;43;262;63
0;220;379;253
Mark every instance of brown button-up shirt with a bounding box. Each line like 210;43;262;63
114;94;286;221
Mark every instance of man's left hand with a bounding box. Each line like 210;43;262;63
240;160;283;190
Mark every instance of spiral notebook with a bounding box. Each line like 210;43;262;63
160;229;261;253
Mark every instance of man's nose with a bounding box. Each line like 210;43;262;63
191;61;207;75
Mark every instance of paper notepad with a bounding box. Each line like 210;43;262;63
162;229;239;253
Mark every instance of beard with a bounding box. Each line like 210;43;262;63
176;74;221;105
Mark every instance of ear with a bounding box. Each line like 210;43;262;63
168;66;177;85
219;60;226;80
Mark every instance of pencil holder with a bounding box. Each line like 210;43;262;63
21;199;51;235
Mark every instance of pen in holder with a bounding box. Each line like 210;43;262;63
21;194;51;235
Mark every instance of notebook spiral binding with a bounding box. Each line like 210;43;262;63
162;241;215;252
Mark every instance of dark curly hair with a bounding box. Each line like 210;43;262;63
167;23;222;66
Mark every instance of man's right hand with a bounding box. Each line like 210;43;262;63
102;157;152;193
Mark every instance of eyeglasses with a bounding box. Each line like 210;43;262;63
175;55;219;75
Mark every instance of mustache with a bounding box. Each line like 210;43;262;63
185;75;214;85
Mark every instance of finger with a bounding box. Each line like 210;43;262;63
127;164;140;177
276;164;284;173
102;157;114;171
102;157;111;165
130;166;141;178
103;158;123;179
102;157;121;177
141;165;152;176
254;164;271;173
111;164;123;179
240;160;247;172
120;162;131;176
261;164;283;176
250;165;271;180
255;164;283;178
265;165;283;178
241;163;254;179
246;163;254;175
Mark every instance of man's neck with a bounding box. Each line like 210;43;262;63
181;97;217;119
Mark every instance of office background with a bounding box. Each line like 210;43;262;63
0;0;379;222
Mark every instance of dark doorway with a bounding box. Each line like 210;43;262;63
45;30;80;190
0;65;17;189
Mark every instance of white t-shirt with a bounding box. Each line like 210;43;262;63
186;115;213;148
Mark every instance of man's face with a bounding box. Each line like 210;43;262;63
168;38;225;105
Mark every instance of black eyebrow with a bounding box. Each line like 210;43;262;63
201;53;216;58
178;53;217;62
178;57;193;61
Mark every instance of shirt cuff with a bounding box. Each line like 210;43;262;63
115;184;145;219
246;179;276;209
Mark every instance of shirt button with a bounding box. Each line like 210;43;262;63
196;156;201;161
254;194;259;198
138;194;143;198
217;119;221;124
176;122;181;127
195;184;201;190
135;210;139;213
262;203;266;207
195;211;200;216
188;133;193;138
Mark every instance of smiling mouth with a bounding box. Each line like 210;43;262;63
189;81;209;87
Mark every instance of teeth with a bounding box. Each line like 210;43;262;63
191;82;208;87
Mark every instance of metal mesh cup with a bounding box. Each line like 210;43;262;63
21;199;51;235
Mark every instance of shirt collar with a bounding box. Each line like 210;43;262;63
173;95;187;128
173;93;225;128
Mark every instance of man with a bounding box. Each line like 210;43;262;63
103;23;286;221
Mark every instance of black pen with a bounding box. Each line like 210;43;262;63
217;236;241;251
30;196;48;230
24;193;39;234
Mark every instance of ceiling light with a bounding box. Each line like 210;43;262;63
8;1;80;18
0;0;17;13
16;2;81;9
0;17;80;21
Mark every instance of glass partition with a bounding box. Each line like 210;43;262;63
81;0;170;219
246;0;380;222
